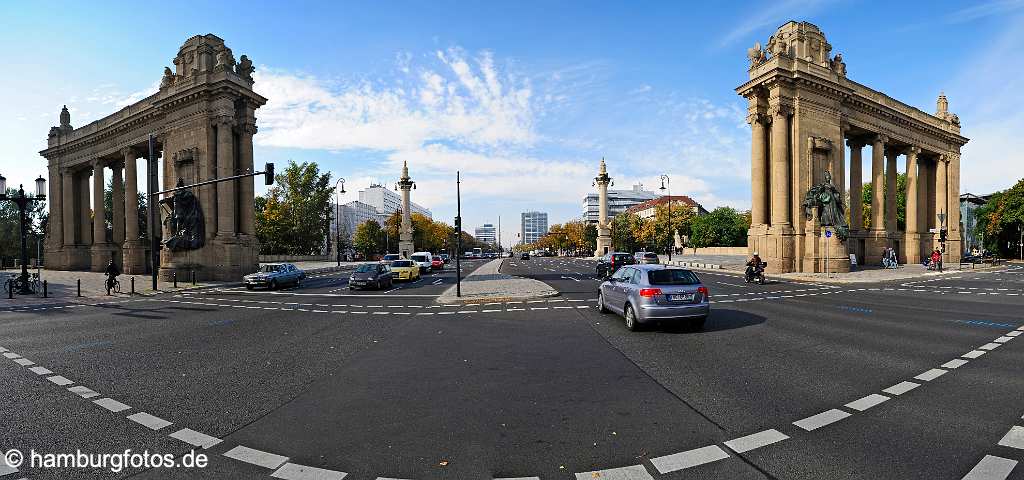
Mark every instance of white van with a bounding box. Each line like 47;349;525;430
410;251;433;273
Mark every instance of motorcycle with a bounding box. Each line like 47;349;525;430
745;262;767;285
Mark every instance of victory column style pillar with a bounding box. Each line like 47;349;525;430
904;147;921;263
593;159;613;257
767;104;794;273
398;161;415;258
749;113;769;226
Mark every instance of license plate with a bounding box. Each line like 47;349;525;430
669;293;694;301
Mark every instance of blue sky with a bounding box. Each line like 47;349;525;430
2;0;1022;246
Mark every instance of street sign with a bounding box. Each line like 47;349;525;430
825;229;832;238
928;228;938;233
849;254;857;265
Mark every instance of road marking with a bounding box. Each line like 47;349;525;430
13;358;34;366
723;429;789;453
941;359;970;369
224;445;290;469
127;412;173;430
961;455;1018;480
998;426;1024;450
170;428;223;449
68;385;100;398
2;352;21;359
793;409;852;431
574;464;654;480
963;350;988;359
882;381;920;396
271;462;348;480
47;375;74;386
914;368;948;382
93;398;131;412
994;336;1014;343
1007;331;1021;337
979;343;1002;351
650;445;730;473
28;366;52;375
844;393;890;411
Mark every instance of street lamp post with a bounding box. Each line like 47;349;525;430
455;171;462;297
0;173;47;295
334;177;346;266
659;174;673;262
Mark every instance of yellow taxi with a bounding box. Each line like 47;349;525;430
389;259;421;282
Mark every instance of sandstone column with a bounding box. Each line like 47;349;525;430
770;106;791;226
947;152;962;262
871;135;886;231
61;169;75;245
79;171;92;245
216;118;237;236
111;163;125;245
835;128;846;199
123;148;139;242
92;161;106;244
398;161;415;257
238;124;256;236
47;164;63;249
904;147;921;263
936;155;948;253
749;113;768;226
594;159;613;256
885;147;899;233
848;140;864;231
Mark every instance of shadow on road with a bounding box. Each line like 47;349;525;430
645;308;765;334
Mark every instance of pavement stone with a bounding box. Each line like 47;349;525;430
436;258;558;304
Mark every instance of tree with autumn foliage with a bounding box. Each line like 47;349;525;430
976;178;1024;257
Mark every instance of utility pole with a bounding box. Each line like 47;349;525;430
455;171;462;298
148;135;159;291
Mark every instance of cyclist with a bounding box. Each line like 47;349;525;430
104;260;121;295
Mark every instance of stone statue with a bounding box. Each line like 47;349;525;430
159;178;205;251
803;171;849;241
830;53;846;77
747;42;766;67
215;50;236;70
236;55;254;82
770;37;789;57
160;67;174;88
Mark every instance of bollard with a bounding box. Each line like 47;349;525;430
131;277;135;296
77;279;82;297
173;272;177;288
43;280;47;298
7;281;11;299
191;270;196;286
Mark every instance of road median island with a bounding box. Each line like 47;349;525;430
436;258;558;305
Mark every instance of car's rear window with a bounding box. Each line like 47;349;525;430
643;253;658;259
411;255;428;262
355;264;376;273
647;269;700;285
612;254;632;262
391;260;413;267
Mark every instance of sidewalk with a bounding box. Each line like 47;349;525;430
436;258;558;304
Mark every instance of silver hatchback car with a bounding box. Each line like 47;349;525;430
598;264;709;331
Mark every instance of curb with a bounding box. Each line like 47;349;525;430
435;289;561;305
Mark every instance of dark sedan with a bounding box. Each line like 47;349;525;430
244;263;305;290
349;263;393;290
596;252;635;278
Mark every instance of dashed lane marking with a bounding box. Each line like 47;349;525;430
574;464;654;480
28;366;52;375
793;409;852;431
844;393;890;411
68;385;100;398
961;455;1018;480
882;381;921;396
2;352;21;359
963;350;988;359
941;359;970;369
13;358;34;366
979;343;1002;351
271;462;348;480
127;412;173;430
994;336;1014;343
914;368;948;382
46;375;74;386
650;445;730;474
723;429;789;453
997;426;1024;450
93;398;131;413
224;445;290;470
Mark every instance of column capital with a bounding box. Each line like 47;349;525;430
213;117;237;129
92;158;106;169
746;112;768;126
846;138;867;149
905;146;921;157
767;104;793;118
873;134;889;145
120;146;137;159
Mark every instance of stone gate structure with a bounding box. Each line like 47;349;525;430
737;21;969;273
40;34;267;281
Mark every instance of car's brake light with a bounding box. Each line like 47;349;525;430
697;286;709;299
638;288;662;297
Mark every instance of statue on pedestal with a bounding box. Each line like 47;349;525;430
802;171;848;241
159;178;205;251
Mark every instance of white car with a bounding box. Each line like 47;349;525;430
410;251;434;273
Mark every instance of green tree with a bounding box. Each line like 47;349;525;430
689;207;749;248
254;160;334;255
0;188;46;265
976;178;1024;256
860;173;907;230
583;222;598;253
352;219;384;257
103;178;148;243
610;213;642;253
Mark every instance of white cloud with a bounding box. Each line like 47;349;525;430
717;0;834;48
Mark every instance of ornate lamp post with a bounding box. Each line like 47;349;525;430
659;174;673;262
0;174;47;294
334;177;346;266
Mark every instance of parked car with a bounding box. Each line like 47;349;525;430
598;264;709;331
389;260;421;281
382;254;401;263
431;256;444;270
440;253;450;264
634;252;660;264
596;252;635;278
520;252;530;260
349;263;393;290
410;252;434;272
244;263;305;290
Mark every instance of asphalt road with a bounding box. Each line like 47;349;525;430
1;258;1022;480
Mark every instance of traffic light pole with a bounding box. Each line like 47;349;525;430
455;171;462;298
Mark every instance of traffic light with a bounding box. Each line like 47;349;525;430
939;228;948;243
264;162;275;185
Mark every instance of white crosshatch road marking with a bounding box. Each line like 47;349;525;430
724;429;789;453
883;381;920;396
271;462;349;480
997;426;1024;450
961;455;1018;480
127;412;173;430
914;368;948;382
224;445;290;469
170;428;223;449
574;464;654;480
793;409;852;431
844;393;890;411
650;445;730;473
93;398;131;412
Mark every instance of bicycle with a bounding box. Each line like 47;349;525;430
29;273;42;297
106;276;121;295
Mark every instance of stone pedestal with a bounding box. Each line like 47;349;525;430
863;230;891;266
90;244;118;272
595;226;611;256
762;225;795;274
159;235;259;282
802;226;850;273
399;240;414;259
122;240;149;275
746;224;770;257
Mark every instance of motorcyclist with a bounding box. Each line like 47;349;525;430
104;260;120;294
746;251;763;279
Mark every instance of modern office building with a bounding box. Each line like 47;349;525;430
960;193;991;255
583;183;659;224
521;211;548;245
475;223;497;244
358;184;431;219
